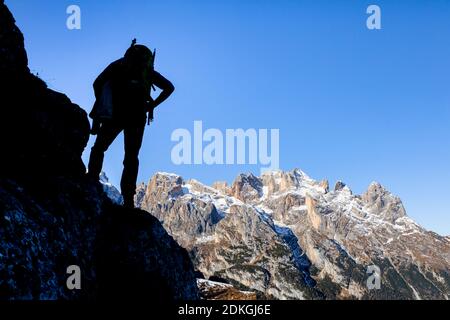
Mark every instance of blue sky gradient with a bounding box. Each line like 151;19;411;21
7;0;450;235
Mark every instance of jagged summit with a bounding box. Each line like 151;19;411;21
145;169;406;222
362;181;407;223
134;169;450;300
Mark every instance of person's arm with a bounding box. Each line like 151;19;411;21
151;71;175;108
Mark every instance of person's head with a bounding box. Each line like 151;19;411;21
124;39;155;70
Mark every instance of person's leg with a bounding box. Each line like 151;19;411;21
87;121;122;179
121;122;146;208
90;118;102;135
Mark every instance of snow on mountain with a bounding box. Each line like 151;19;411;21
197;279;257;300
130;169;450;300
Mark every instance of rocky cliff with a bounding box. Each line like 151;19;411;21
0;1;199;301
136;170;450;300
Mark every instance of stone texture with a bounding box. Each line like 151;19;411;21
0;2;199;301
136;169;450;300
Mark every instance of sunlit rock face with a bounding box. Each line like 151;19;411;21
137;169;450;300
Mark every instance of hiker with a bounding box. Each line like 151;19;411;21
87;39;175;208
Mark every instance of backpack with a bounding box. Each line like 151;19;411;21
89;80;114;121
89;40;156;125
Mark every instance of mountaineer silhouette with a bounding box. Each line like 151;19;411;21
87;39;175;208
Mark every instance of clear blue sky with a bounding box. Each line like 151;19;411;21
7;0;450;235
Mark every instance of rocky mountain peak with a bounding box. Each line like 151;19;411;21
99;172;123;205
211;181;230;195
260;170;296;196
230;173;263;202
362;181;406;223
148;172;185;199
292;168;311;179
135;167;450;300
319;180;330;193
134;182;147;208
334;181;346;191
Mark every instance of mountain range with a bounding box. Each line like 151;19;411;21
117;169;450;300
1;0;448;301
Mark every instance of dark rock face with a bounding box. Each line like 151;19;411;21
0;178;199;301
96;205;199;301
1;1;89;179
0;1;199;301
0;0;28;73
